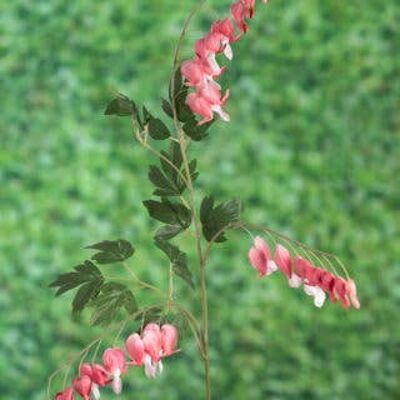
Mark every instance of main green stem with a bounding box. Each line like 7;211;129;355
178;132;212;400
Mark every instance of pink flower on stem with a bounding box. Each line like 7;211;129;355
250;236;360;310
347;278;361;309
186;87;230;126
248;236;277;277
275;244;292;279
73;376;92;400
125;323;179;379
161;324;179;357
142;325;163;378
102;347;127;395
126;333;146;366
55;388;74;400
211;17;239;44
182;0;270;125
79;363;109;400
195;35;225;76
231;1;250;33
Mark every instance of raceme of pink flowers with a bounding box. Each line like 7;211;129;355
248;236;361;309
55;323;178;400
181;0;269;125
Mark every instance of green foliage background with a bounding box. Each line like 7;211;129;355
1;0;399;399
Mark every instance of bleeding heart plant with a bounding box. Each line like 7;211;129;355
48;1;359;399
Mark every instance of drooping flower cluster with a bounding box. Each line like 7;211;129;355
248;236;361;309
55;323;178;400
181;0;270;125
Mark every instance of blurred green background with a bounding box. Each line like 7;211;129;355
1;0;399;399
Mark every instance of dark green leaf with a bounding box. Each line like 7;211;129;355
155;239;194;289
188;158;199;183
200;196;243;243
86;239;135;265
183;117;213;141
143;199;191;227
155;224;184;241
175;89;193;122
49;260;104;314
104;93;135;117
162;98;174;118
148;165;183;197
148;117;170;140
91;282;138;326
169;67;183;103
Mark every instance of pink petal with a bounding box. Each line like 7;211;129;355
248;246;267;277
55;388;74;400
275;245;292;279
143;330;162;363
73;376;92;400
231;1;248;33
102;347;127;376
347;279;361;309
126;333;145;366
161;324;178;356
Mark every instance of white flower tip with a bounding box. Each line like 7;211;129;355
92;384;101;400
112;376;122;395
314;288;326;308
224;44;233;60
267;260;278;275
288;273;302;288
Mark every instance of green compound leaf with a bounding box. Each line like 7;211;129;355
49;260;104;314
155;239;194;289
90;282;138;326
86;239;135;265
200;196;243;243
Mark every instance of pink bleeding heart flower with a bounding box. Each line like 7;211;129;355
202;30;234;60
143;328;162;363
55;388;74;400
186;85;230;126
347;278;361;309
211;17;239;44
320;270;336;296
294;256;313;280
141;323;168;379
186;92;214;125
275;245;293;279
181;59;208;87
333;277;351;309
161;324;179;356
242;0;256;18
102;347;127;395
79;364;108;400
197;80;230;121
73;375;92;400
307;267;324;287
195;36;225;76
126;333;146;366
248;237;268;277
231;1;250;33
